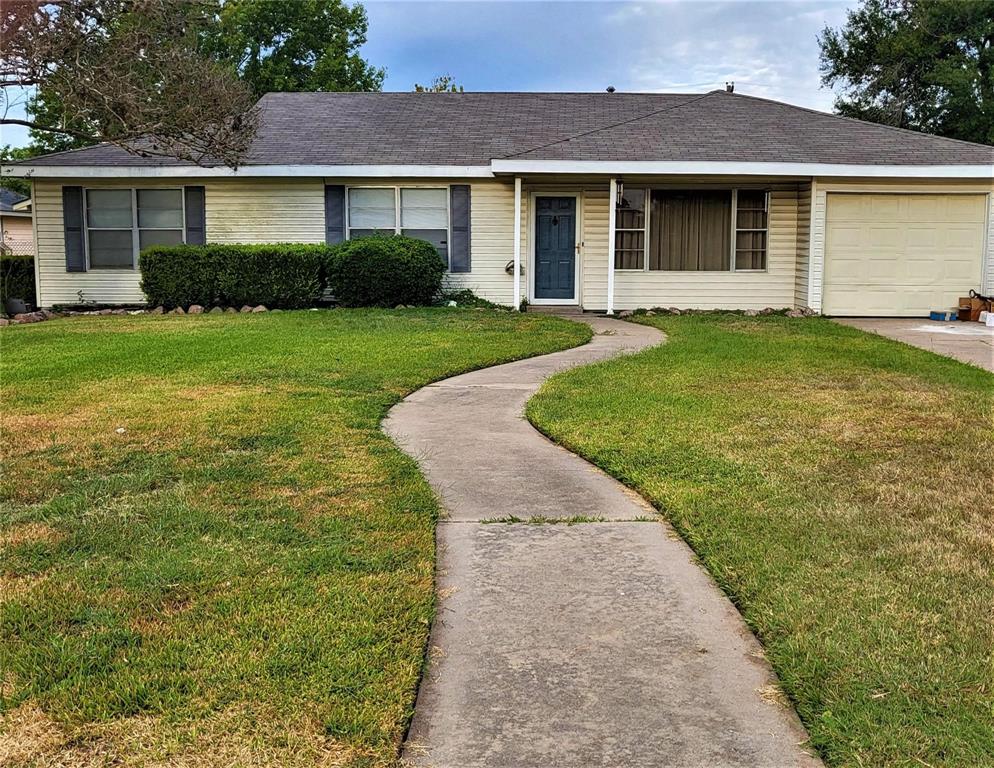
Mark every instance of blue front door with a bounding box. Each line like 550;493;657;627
534;196;576;300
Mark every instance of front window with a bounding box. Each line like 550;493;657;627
650;190;732;271
733;190;769;271
85;188;184;269
137;189;184;251
615;188;769;273
86;190;134;269
347;186;450;266
613;187;646;270
347;188;396;237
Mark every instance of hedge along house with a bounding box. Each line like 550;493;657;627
4;90;993;315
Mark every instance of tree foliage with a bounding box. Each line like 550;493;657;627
0;146;33;195
819;0;994;144
414;74;464;93
0;0;258;166
206;0;384;98
0;0;384;164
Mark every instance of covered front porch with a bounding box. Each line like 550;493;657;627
502;175;812;314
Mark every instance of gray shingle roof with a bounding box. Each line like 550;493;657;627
0;187;28;211
16;90;994;168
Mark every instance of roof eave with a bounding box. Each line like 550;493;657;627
4;159;991;180
490;160;994;178
0;163;496;179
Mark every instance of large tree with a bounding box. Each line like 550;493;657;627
819;0;994;145
0;0;258;166
1;0;384;164
205;0;384;98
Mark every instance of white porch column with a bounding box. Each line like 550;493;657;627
606;177;617;315
513;176;522;310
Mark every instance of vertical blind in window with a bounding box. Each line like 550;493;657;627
649;190;731;271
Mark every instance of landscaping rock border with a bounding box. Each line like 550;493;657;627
617;306;818;319
1;304;274;326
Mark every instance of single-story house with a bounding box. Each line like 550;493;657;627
0;188;35;256
4;90;992;315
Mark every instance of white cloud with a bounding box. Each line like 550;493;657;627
600;0;852;110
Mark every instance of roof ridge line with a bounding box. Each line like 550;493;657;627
499;92;717;159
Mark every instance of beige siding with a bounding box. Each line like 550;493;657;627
205;179;325;243
34;180;147;306
33;178;327;307
580;187;610;308
582;187;800;312
795;183;811;308
32;177;525;308
987;194;994;295
810;179;994;313
443;179;524;306
35;173;987;313
0;215;35;255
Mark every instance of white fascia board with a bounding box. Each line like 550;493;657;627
489;160;994;179
0;164;495;179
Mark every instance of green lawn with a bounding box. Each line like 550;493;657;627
527;314;994;768
0;309;590;767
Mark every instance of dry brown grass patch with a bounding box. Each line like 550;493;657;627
0;703;72;767
0;704;381;768
0;522;64;549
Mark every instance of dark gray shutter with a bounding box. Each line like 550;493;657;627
325;185;346;244
184;186;206;245
62;186;86;272
449;184;471;272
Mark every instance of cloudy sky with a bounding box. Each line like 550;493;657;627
1;0;856;150
365;0;854;104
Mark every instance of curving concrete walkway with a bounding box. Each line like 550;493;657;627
385;316;821;768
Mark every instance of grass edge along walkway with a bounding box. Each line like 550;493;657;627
526;313;994;768
0;308;592;768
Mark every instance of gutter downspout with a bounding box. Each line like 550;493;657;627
606;177;617;315
513;176;522;310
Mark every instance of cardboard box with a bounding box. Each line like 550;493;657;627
958;297;988;322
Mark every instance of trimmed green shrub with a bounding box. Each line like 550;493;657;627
325;235;445;307
140;244;328;309
0;254;35;304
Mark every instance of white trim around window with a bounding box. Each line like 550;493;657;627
345;184;452;268
731;189;770;273
83;187;186;270
613;187;770;273
613;184;649;272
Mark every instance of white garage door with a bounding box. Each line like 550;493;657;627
824;193;988;316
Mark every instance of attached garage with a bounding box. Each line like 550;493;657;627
823;192;989;317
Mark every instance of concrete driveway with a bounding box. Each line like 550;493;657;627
835;318;994;372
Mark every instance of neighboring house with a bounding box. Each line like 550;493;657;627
0;187;35;256
3;90;993;315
